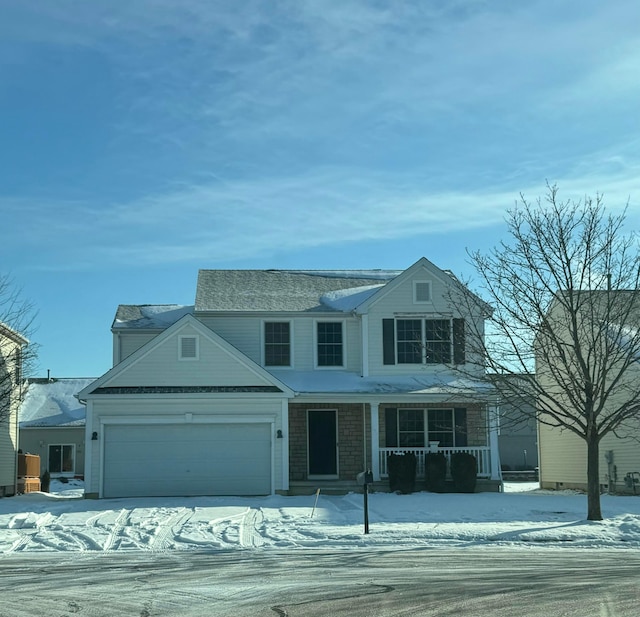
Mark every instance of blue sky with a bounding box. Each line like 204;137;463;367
2;1;640;378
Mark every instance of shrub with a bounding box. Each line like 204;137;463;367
451;452;477;493
425;452;447;493
40;470;51;493
387;453;417;494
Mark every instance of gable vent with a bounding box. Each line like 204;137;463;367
179;335;198;360
414;281;432;303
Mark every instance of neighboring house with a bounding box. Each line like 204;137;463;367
0;322;28;497
19;378;94;479
537;291;640;492
492;375;538;473
78;258;502;499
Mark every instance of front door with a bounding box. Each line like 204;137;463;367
308;410;338;477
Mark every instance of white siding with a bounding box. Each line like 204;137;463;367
117;332;157;363
199;314;363;373
0;336;21;495
365;267;481;376
198;316;262;363
105;324;273;388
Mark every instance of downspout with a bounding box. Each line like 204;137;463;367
360;313;369;377
13;385;19;496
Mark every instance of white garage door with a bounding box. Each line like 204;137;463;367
103;423;272;498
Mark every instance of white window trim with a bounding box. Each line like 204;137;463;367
413;280;433;304
395;408;457;447
395;316;454;365
313;319;346;369
262;319;294;369
178;334;200;361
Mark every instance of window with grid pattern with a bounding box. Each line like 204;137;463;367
396;319;422;364
317;322;343;366
264;322;291;366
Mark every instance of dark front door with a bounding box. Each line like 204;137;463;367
308;410;338;476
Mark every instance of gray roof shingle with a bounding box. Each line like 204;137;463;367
195;269;401;312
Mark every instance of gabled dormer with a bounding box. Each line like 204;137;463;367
351;257;487;376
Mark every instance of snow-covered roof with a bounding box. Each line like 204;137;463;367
195;270;401;313
319;284;385;311
113;305;194;330
268;369;495;398
19;378;96;428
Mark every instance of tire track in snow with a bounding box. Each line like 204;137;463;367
240;508;265;548
148;507;193;552
102;508;131;552
6;512;55;553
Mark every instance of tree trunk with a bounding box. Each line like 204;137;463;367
586;436;602;521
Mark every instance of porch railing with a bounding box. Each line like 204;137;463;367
379;446;492;479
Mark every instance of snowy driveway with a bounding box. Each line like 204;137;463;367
2;482;640;553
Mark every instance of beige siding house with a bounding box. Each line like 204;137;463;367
0;322;28;497
537;292;640;492
79;258;501;499
19;378;94;479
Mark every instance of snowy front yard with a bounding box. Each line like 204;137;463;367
1;480;640;553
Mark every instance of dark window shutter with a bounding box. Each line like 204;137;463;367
383;318;396;365
453;318;466;365
454;408;467;447
385;408;398;447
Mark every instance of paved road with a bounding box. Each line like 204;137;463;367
1;548;639;616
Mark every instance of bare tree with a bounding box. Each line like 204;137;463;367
452;184;640;520
0;274;38;425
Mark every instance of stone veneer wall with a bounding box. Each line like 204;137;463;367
288;403;370;481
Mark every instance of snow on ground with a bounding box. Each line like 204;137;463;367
1;480;640;554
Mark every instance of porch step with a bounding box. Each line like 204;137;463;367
287;481;361;496
287;478;503;496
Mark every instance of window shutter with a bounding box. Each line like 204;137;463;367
383;318;396;365
385;408;398;447
454;408;467;447
453;318;465;364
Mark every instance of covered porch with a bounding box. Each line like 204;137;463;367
378;445;493;479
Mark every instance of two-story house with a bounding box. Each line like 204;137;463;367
537;290;640;493
79;258;501;498
0;321;28;497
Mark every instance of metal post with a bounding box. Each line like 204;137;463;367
363;482;369;534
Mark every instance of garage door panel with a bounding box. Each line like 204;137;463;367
103;423;271;498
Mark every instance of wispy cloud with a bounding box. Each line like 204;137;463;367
5;154;639;271
2;1;639;272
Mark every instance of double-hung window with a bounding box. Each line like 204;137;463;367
386;317;465;365
316;321;344;367
385;408;467;448
264;322;291;367
424;319;451;364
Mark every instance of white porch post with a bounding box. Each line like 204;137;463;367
281;399;289;492
370;401;380;481
488;402;502;481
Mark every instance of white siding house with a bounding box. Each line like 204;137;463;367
79;258;501;499
0;322;28;496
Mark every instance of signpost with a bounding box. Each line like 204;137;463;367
356;470;374;534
